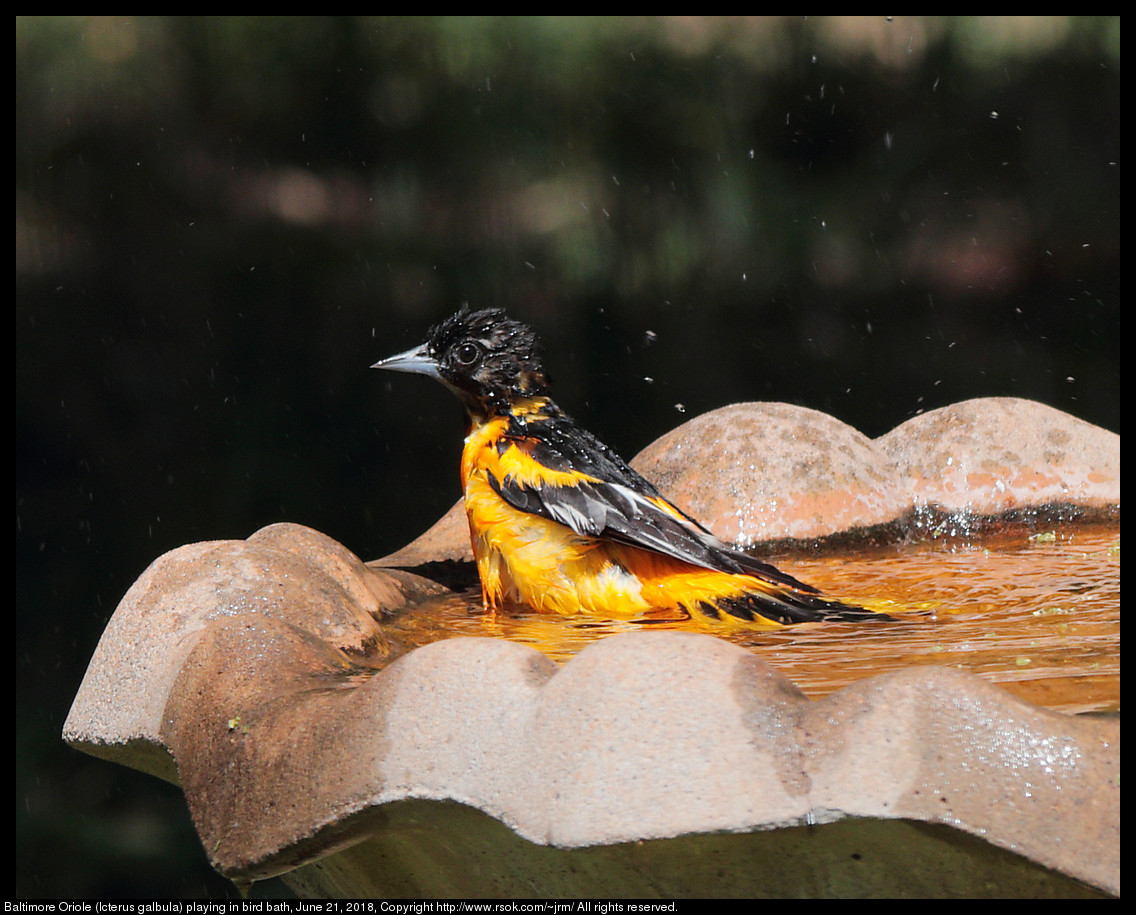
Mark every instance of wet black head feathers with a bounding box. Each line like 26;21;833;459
423;305;550;412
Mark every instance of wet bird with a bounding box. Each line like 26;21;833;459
373;306;887;628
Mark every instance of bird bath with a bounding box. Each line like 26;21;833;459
62;398;1120;897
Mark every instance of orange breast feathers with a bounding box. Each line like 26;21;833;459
458;416;795;626
460;415;603;616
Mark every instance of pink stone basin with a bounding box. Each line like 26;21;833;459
62;398;1119;897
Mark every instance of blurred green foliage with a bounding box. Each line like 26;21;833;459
17;17;1118;898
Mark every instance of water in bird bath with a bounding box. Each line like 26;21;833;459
381;520;1119;715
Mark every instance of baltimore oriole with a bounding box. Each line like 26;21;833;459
373;306;887;628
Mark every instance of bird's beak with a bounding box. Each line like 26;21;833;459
371;342;443;381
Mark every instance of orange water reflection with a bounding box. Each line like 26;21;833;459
383;523;1119;715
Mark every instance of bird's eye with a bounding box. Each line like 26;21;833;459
453;341;481;367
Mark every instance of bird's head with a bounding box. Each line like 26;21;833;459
372;305;550;418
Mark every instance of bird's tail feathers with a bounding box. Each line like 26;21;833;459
692;585;896;628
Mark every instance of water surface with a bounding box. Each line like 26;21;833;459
383;522;1120;715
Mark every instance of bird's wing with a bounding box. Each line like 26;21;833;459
487;410;817;593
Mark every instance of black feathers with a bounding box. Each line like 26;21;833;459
488;406;823;594
424;306;549;417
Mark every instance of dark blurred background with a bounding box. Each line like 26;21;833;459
17;17;1118;898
